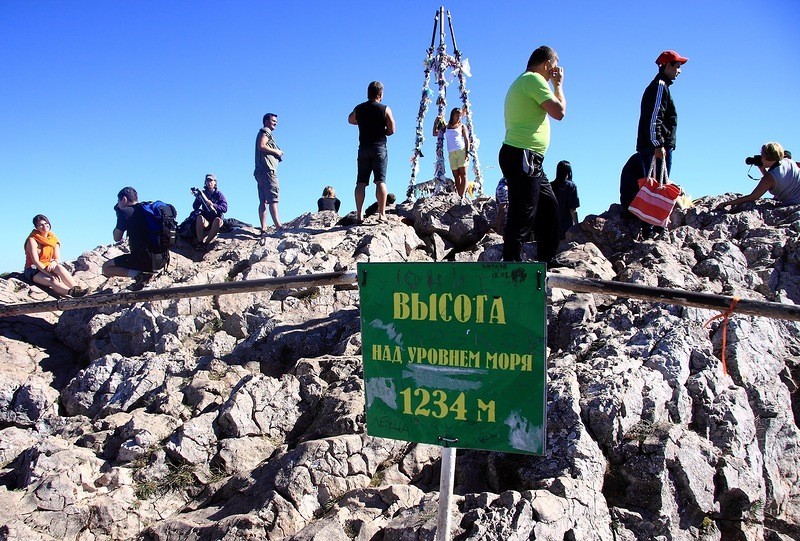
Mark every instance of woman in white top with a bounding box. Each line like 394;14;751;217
433;107;471;197
717;142;800;210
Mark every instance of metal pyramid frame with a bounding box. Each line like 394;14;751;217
408;6;483;200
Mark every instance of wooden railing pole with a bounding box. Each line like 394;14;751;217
0;271;358;318
546;274;800;322
3;270;800;323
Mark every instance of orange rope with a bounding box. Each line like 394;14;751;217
704;296;740;375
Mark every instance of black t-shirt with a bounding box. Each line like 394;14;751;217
115;204;149;253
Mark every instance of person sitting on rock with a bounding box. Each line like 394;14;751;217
717;142;800;210
102;186;169;289
365;192;396;218
317;186;341;212
192;174;228;250
24;214;88;297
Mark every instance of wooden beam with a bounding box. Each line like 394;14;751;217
0;271;358;318
3;270;799;323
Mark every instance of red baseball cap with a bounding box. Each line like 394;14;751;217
655;50;688;65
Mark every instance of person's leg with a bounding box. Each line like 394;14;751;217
266;172;281;229
255;177;269;232
633;150;656;239
373;146;388;218
375;181;388;219
533;179;560;263
258;202;268;232
456;167;467;197
269;203;281;228
102;255;141;278
195;214;208;244
50;264;77;289
205;217;223;243
32;271;71;296
500;145;541;262
355;183;367;221
355;146;375;222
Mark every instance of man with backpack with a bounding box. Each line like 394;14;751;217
102;186;177;288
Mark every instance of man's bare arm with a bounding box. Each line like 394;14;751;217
258;132;283;159
542;67;566;120
385;106;396;135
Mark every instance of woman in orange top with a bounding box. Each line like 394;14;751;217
24;214;87;297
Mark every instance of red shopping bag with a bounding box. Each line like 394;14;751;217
628;158;682;228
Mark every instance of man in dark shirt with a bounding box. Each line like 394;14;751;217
633;50;687;238
102;186;166;282
349;81;396;222
192;173;228;248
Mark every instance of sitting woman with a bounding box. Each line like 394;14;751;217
717;142;800;210
317;186;341;212
192;174;228;249
24;214;87;297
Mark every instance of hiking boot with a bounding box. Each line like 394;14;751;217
128;273;151;291
68;286;89;298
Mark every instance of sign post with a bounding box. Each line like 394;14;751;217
359;262;548;538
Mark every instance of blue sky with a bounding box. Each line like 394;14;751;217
2;0;798;273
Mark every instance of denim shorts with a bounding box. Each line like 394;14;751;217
23;266;39;282
357;145;388;185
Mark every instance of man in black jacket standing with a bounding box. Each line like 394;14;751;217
636;50;688;177
632;50;688;239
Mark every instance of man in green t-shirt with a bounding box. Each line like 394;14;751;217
499;46;566;263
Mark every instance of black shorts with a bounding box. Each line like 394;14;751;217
113;251;167;273
23;267;39;282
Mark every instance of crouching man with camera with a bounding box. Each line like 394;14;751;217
717;142;800;210
191;174;228;250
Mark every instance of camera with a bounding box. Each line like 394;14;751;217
745;155;762;167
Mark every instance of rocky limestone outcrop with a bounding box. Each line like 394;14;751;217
0;195;799;540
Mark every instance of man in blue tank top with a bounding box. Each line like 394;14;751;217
349;81;396;222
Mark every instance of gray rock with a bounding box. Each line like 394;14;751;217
2;201;800;541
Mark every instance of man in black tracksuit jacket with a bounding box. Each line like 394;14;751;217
636;49;688;178
624;50;688;237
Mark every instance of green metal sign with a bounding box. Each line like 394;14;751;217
358;262;547;455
